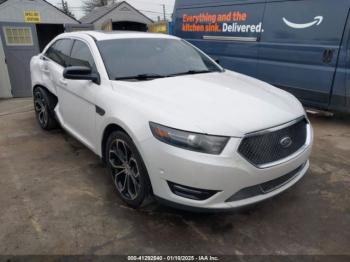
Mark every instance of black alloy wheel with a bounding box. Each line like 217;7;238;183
33;87;58;130
106;131;152;208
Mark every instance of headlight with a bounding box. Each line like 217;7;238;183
149;122;229;155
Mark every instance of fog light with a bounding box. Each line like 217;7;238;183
168;181;219;201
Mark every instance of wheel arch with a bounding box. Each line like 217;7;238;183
101;122;154;198
32;84;58;110
101;123;129;163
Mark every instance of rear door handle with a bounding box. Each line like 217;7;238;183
323;49;334;63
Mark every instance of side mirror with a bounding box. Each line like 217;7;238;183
63;66;101;85
215;59;220;65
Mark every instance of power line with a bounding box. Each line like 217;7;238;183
55;1;174;8
139;9;172;15
59;6;172;15
54;4;173;12
128;0;171;6
53;0;174;20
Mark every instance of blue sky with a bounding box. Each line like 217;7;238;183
48;0;175;20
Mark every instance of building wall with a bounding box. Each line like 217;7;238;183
93;2;153;30
0;0;78;24
0;0;79;98
0;34;12;98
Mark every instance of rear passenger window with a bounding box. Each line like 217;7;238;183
70;40;96;70
45;39;73;67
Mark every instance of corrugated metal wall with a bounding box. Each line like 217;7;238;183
0;34;12;98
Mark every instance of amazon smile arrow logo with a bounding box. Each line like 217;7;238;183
283;16;323;29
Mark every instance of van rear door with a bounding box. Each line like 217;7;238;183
329;9;350;113
174;0;265;78
257;0;349;108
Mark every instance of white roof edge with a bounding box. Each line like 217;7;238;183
60;31;179;41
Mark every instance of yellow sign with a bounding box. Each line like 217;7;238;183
148;22;168;34
24;11;41;23
102;19;112;31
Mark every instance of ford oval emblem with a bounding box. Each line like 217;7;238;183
280;136;292;148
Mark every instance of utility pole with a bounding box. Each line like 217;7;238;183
59;0;74;18
162;4;166;21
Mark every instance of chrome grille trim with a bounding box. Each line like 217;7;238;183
244;116;306;137
238;116;311;169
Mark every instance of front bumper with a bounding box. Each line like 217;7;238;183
140;125;313;210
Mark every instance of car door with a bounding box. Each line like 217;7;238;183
59;39;98;150
330;9;350;113
40;39;73;96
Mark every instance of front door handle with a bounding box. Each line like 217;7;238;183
40;60;50;74
323;49;334;63
59;78;67;86
40;56;48;61
42;66;50;73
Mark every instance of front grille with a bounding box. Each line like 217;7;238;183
226;163;305;202
238;118;308;167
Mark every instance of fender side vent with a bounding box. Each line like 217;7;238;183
95;105;105;116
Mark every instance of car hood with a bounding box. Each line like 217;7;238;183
111;70;305;137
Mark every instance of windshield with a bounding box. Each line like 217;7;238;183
97;38;223;80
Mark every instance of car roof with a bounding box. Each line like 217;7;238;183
60;31;179;41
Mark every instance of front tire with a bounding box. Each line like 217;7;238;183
33;87;58;130
106;131;152;208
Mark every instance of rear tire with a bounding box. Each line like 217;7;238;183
106;130;153;208
33;87;59;130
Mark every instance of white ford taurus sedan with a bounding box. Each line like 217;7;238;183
30;31;313;211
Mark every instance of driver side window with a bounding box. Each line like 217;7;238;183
69;40;97;71
45;39;73;67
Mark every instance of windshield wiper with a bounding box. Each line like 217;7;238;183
115;74;166;81
114;70;220;80
167;69;216;77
